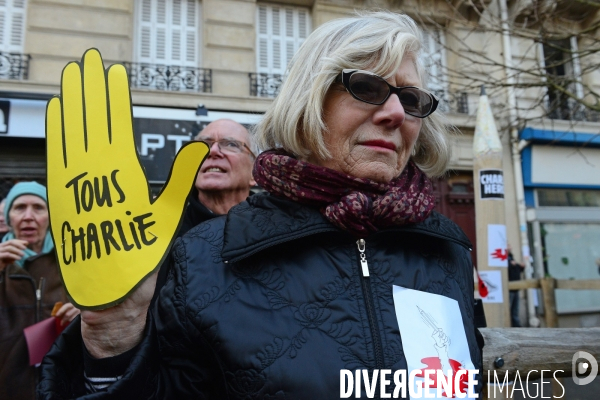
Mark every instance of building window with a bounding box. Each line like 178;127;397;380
136;0;199;67
420;28;467;114
252;4;310;97
129;0;209;92
542;38;585;121
256;4;309;75
421;29;445;98
0;0;29;80
537;189;600;207
0;0;26;53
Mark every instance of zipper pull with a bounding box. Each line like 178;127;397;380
36;277;44;301
356;239;370;277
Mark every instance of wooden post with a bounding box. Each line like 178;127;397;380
480;327;600;376
473;86;510;327
540;277;558;328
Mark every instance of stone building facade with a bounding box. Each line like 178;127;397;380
2;0;599;327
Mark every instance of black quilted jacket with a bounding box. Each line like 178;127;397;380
38;193;483;399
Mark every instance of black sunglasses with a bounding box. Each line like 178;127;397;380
339;69;439;118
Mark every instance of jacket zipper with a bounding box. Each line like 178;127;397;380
356;239;384;370
36;277;45;322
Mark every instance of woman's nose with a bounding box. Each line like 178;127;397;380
22;207;35;219
373;93;406;128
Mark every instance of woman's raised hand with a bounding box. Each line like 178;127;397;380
45;49;208;356
46;49;208;310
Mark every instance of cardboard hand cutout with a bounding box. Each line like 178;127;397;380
46;49;209;310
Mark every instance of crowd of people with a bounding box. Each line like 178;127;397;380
1;10;488;399
0;118;256;399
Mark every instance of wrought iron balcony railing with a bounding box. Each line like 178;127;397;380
123;62;211;93
547;98;600;123
249;73;283;98
433;90;469;115
0;52;31;80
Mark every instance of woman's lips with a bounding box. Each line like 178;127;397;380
19;228;37;236
360;140;397;151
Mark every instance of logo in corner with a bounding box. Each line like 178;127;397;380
572;351;598;385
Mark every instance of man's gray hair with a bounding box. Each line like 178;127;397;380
194;118;256;157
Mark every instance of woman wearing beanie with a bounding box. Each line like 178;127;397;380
0;181;80;400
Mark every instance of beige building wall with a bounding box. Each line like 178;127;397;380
0;0;520;232
0;0;535;263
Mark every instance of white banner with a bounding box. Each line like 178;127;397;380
392;286;477;398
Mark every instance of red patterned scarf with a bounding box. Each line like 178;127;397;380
253;149;435;237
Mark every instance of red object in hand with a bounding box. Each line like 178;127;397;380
23;316;69;366
55;316;67;335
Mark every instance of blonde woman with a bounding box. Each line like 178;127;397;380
40;11;482;399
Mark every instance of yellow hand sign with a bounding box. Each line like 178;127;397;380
46;49;209;310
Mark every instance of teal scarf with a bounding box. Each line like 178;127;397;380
1;231;54;268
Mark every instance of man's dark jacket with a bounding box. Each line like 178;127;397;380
155;187;219;292
38;192;484;399
177;187;218;239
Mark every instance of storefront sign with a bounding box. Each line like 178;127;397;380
0;100;10;133
0;98;47;137
0;97;262;183
132;107;262;183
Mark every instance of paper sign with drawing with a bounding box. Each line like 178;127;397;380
393;285;477;398
46;49;209;309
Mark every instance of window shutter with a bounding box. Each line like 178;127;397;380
171;0;181;61
284;8;293;67
257;5;268;69
155;0;166;61
136;0;198;66
298;10;307;39
0;9;5;49
0;0;27;53
138;0;153;62
286;41;294;66
258;5;267;35
258;38;268;69
184;0;196;64
256;4;310;75
421;29;444;92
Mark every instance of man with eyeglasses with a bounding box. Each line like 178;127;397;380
177;118;256;237
154;119;256;307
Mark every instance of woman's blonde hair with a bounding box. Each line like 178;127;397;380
254;10;452;178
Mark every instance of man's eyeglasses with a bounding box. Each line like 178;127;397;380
197;137;256;159
339;69;439;118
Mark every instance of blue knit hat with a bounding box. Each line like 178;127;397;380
4;181;48;227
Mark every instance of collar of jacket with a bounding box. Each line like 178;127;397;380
221;192;472;263
189;187;218;218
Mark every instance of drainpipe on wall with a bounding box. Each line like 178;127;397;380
499;0;541;327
